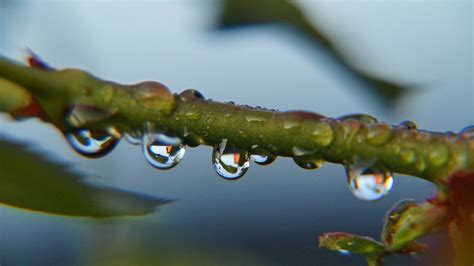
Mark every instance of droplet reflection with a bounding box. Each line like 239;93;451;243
212;139;250;180
251;154;275;165
66;129;119;158
345;159;394;201
142;132;186;170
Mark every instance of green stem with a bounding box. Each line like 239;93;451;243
0;56;472;184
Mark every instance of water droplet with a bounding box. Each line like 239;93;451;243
399;120;418;130
400;149;416;164
312;122;334;147
132;81;174;112
66;129;119;158
415;159;426;172
338;113;378;124
124;129;143;145
251;154;275;165
245;115;265;123
179;89;204;102
142;133;186;170
338;249;351;256
428;146;449;167
366;124;392;146
65;105;116;128
345;159;394;201
212;139;250;180
283;121;299;130
279;111;325;130
292;146;314;156
459;125;474;140
293;157;324;170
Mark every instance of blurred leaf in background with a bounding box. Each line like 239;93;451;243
216;0;412;108
0;138;171;218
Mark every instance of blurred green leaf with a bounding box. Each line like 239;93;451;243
319;232;385;255
0;139;171;218
217;0;410;108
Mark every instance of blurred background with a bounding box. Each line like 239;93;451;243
0;0;472;265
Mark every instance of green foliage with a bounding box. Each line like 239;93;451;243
0;54;472;265
0;139;171;217
217;0;410;107
319;232;385;254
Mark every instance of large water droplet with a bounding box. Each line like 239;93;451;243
459;125;474;140
142;133;186;170
345;160;393;201
65;104;116;128
66;129;119;158
212;139;250;180
338;113;378;124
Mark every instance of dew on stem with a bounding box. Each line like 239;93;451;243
66;128;119;158
338;113;379;124
251;154;276;165
345;158;394;201
212;139;250;180
142;131;186;170
399;120;418;130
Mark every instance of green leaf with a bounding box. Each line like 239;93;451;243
319;232;385;255
387;201;449;251
381;199;418;247
0;139;171;218
216;0;410;108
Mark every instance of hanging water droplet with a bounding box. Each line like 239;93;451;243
338;113;378;124
179;89;204;102
212;139;250;180
345;160;394;201
399;120;418;130
459;125;474;140
65;104;117;128
251;154;275;165
124;129;143;145
338;249;351;256
66;128;119;158
293;157;324;170
142;132;186;170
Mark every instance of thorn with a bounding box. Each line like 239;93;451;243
25;49;53;70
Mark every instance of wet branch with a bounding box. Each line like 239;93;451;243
0;55;473;186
